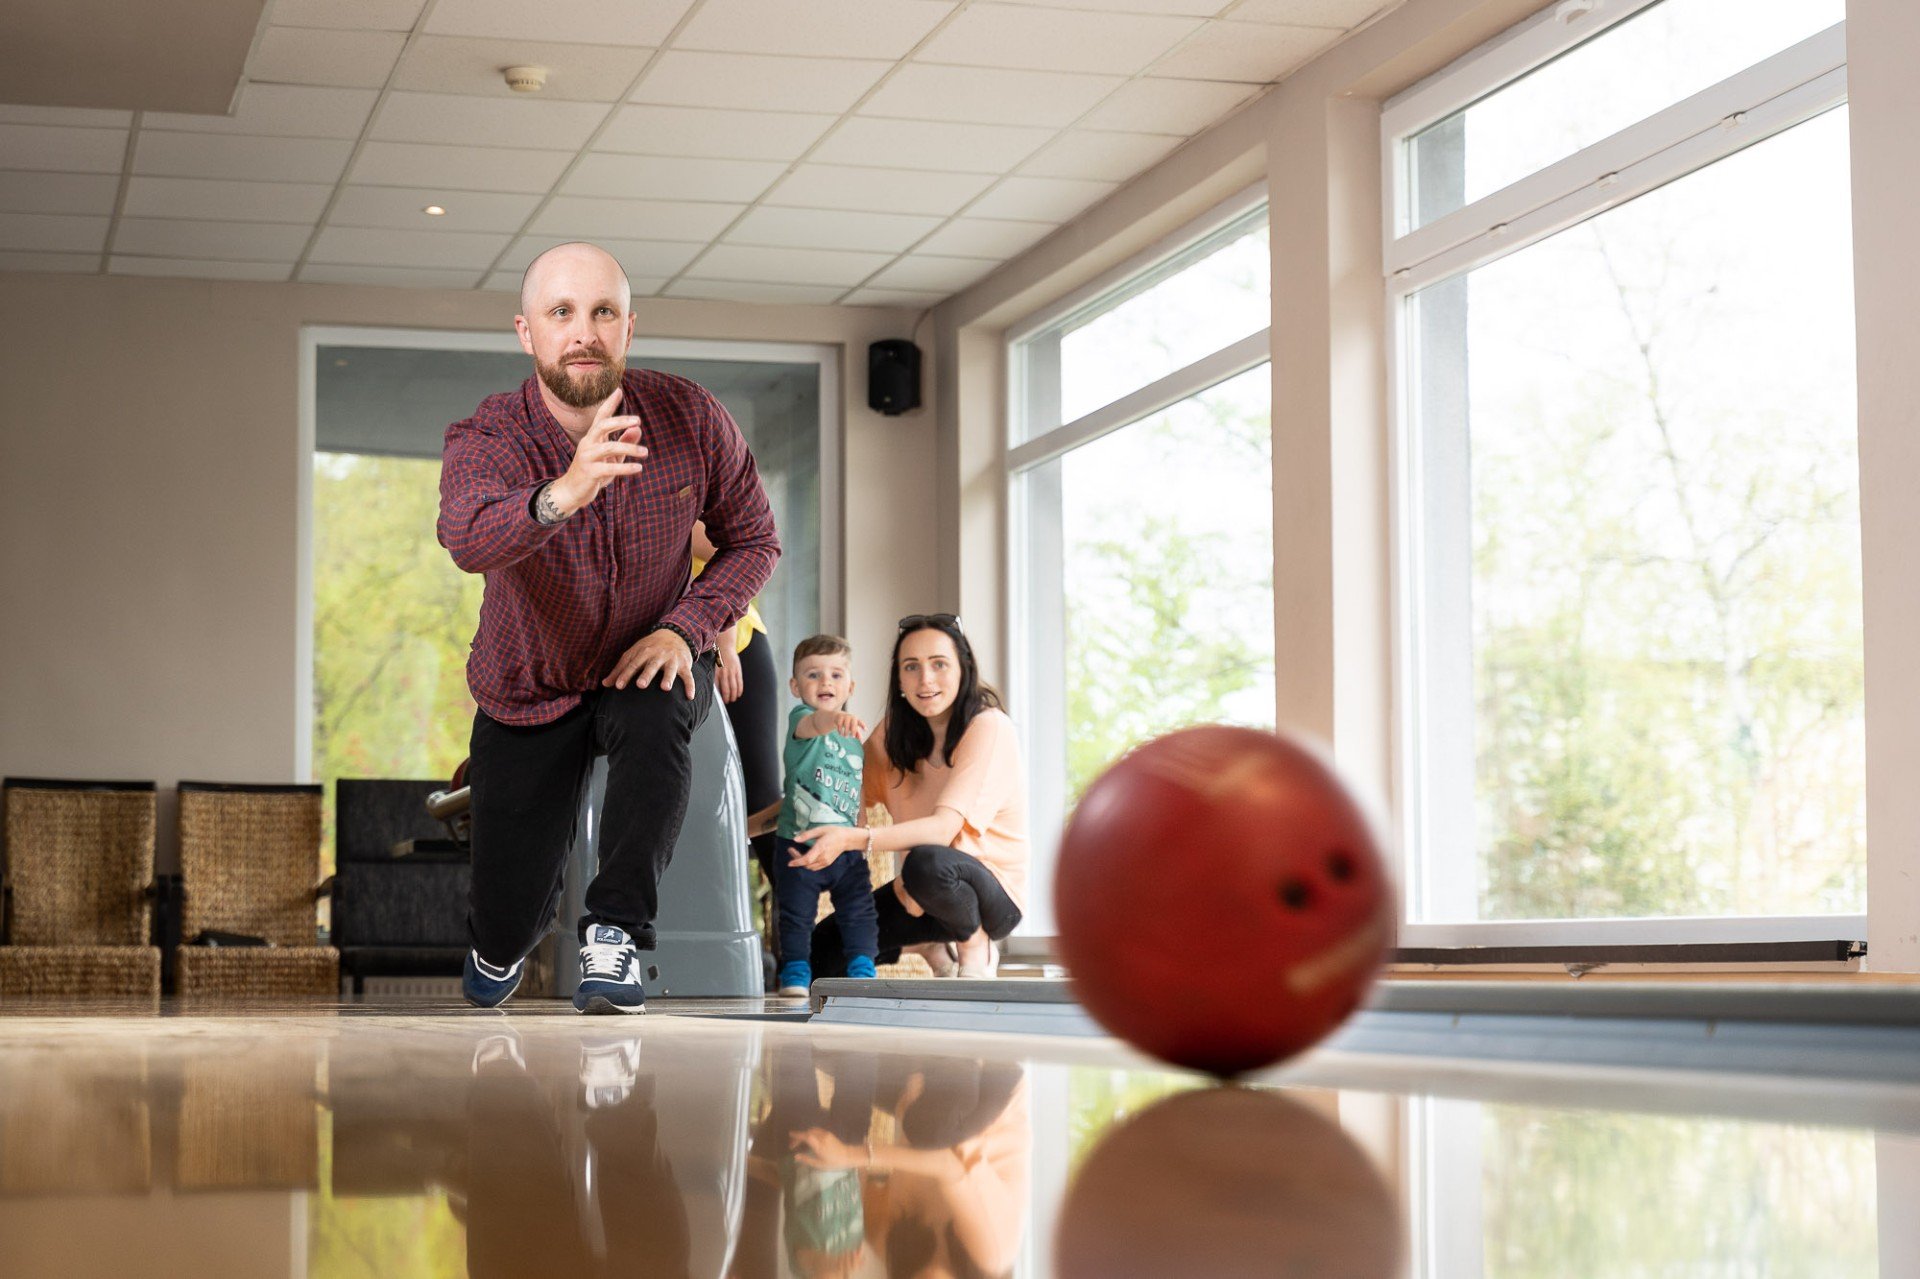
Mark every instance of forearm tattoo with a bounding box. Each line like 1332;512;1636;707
532;481;569;525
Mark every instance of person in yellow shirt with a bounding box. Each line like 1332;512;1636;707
692;521;781;916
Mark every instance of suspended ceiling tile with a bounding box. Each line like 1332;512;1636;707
916;217;1056;258
864;254;998;292
1014;0;1226;12
1231;0;1398;26
108;256;294;280
664;278;850;305
424;0;694;47
815;117;1054;175
485;269;669;294
112;218;313;260
393;36;653;101
765;164;995;218
348;141;575;193
917;6;1201;76
0;171;121;215
0;123;128;174
496;235;704;277
675;0;954;60
862;64;1121;128
329;185;542;232
598;105;837;162
562;154;785;203
843;285;948;308
249;26;408;89
371;92;610;149
1077;76;1258;132
0;249;104;271
692;243;895;287
968;174;1118;222
531;195;745;241
132;132;354;183
308;224;511;268
0;106;134;128
123;176;334;223
1018;128;1182;180
632;51;892;114
0;212;109;252
726;206;944;254
300;263;487;288
144;85;380;139
270;0;427;29
1150;20;1337;82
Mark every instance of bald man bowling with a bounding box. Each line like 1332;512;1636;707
438;241;779;1013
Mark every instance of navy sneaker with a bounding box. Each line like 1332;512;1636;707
575;923;647;1014
463;950;525;1009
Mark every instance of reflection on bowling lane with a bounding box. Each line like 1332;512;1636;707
1057;1087;1399;1279
737;1044;1029;1278
0;1013;1911;1277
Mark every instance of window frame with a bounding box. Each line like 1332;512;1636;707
1005;185;1273;936
1383;6;1862;946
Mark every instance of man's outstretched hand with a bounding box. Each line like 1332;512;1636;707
605;628;696;697
549;390;645;516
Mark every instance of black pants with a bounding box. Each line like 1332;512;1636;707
809;845;1022;976
466;655;715;966
773;836;878;965
725;630;784;886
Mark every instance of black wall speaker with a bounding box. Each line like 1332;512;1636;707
868;339;922;416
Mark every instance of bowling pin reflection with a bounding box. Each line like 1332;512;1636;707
1055;1087;1401;1279
733;1048;1031;1279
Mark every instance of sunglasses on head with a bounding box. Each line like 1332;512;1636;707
898;613;963;634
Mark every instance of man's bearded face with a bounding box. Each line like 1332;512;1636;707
537;346;624;408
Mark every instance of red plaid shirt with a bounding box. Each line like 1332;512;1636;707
438;369;779;726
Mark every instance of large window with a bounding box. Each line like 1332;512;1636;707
301;333;836;867
1386;2;1858;939
1010;192;1274;933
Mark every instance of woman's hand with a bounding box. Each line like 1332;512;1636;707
716;643;744;703
789;825;866;871
791;1128;866;1170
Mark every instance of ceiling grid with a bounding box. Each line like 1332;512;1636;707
0;0;1400;307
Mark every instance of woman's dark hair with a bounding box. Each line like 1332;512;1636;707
884;616;1002;777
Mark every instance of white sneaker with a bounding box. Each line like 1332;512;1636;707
573;923;647;1014
580;1037;642;1109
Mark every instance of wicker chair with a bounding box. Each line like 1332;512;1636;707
0;778;161;1001
174;783;338;999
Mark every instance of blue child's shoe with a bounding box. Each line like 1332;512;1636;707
776;961;811;998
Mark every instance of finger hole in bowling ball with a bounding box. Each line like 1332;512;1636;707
1278;877;1315;911
1326;848;1357;883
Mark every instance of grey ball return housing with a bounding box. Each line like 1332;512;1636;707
546;702;762;998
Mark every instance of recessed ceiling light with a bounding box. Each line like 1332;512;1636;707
423;204;447;216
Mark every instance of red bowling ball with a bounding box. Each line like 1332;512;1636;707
1055;725;1395;1076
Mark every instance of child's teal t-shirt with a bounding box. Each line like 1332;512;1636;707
777;705;864;840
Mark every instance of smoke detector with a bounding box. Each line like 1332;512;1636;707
503;65;550;93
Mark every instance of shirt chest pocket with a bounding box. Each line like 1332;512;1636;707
621;468;704;546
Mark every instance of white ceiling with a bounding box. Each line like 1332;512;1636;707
0;0;1399;308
